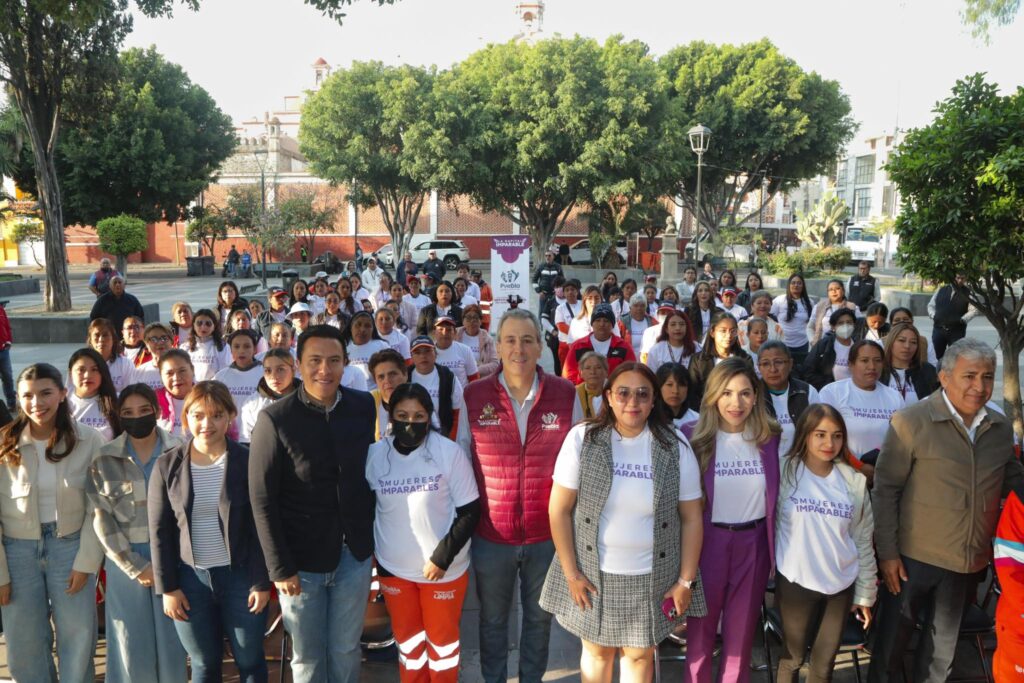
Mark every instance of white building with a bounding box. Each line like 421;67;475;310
833;131;903;226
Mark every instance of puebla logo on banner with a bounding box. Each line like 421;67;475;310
490;236;532;322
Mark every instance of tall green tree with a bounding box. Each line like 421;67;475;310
96;213;147;275
59;46;235;226
0;0;398;311
963;0;1020;41
300;61;436;263
277;187;337;259
886;74;1024;438
659;39;856;247
419;36;683;259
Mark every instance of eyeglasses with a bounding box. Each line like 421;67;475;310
146;335;172;344
610;387;652;404
758;360;789;370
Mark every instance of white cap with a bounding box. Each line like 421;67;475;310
288;302;312;317
315;270;328;279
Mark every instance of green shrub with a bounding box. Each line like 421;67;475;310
765;246;853;277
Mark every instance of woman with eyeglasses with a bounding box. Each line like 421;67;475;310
758;341;820;457
542;362;704;683
131;323;176;392
457;304;498;378
122;316;147;365
682;358;781;683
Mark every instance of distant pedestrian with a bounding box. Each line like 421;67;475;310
89;275;145;334
927;275;978;361
89;257;121;297
847;261;879;313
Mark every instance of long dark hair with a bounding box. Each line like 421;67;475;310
216;280;241;315
784;274;813;322
655;362;692;420
0;364;78;467
655;309;697;356
783;403;850;486
188;308;225;352
68;348;121;435
586;361;678;447
344;310;383;345
697;311;747;360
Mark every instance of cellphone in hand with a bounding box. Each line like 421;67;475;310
662;597;678;620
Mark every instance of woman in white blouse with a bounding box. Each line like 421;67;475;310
775;404;875;683
770;274;814;366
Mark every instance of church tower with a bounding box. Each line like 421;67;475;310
312;57;331;89
514;1;545;42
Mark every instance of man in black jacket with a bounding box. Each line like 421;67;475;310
847;261;879;312
88;275;145;334
249;325;375;683
531;249;563;297
928;275;977;360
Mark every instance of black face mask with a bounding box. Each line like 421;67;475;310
392;420;429;450
121;413;157;440
101;266;111;273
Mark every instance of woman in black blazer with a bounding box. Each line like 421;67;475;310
149;380;270;683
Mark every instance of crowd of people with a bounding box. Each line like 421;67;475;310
0;251;1016;683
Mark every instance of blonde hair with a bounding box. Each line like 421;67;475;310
883;321;928;367
689;357;780;472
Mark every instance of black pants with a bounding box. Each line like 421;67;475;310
775;573;855;683
867;555;972;683
931;325;966;361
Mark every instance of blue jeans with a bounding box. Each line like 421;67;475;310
173;564;268;683
279;545;372;683
0;524;98;683
471;536;555;683
105;542;187;683
0;347;14;407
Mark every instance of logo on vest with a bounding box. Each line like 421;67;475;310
477;403;501;426
540;412;561;430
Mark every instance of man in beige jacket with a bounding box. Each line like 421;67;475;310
870;338;1022;682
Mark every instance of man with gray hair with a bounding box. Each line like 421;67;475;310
457;308;581;683
88;257;121;296
88;274;145;335
870;338;1022;682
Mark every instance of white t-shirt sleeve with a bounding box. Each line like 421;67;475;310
678;440;703;502
446;441;480;507
552;424;586;490
456;407;472;455
451;376;465;410
463;344;479;378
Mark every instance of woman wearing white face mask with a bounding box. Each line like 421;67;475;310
808;280;860;346
802;309;858;391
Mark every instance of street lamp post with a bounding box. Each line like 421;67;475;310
688;124;712;267
253;148;269;287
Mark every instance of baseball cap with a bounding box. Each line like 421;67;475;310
315;270;328;279
721;287;739;296
657;302;677;314
591;304;616;324
411;335;436;352
269;287;287;298
434;316;457;327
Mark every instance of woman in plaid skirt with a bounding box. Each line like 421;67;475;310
541;361;705;682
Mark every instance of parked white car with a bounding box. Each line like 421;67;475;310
372;238;471;270
566;238;628;265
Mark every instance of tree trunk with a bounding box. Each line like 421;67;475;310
115;254;128;279
260;247;268;288
33;146;73;311
1002;337;1024;443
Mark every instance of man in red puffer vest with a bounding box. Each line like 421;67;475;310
457;307;581;683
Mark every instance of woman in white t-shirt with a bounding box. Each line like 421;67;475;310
770;274;814;365
656;362;699;430
683;358;782;683
568;286;603;344
86;318;134;393
645;309;701;373
541;362;704;682
803;308;859;390
456;304;499;378
345;311;390;389
808;280;860;346
374;307;411;360
239;349;297;444
775;404;876;683
155;350;195;438
67;348;120;440
818;340;904;484
184;309;232;381
758;341;820;458
366;384;480;682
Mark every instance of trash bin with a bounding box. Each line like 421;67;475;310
282;268;300;295
200;255;215;276
185;256;201;277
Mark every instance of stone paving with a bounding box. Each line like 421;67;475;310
0;263;1005;681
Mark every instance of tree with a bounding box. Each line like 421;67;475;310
222;184;295;288
96;213;148;276
864;215;897;268
885;74;1024;439
0;0;399;312
421;36;684;260
59;46;235;226
963;0;1020;41
277;187;337;259
4;216;44;266
185;210;226;257
300;61;435;264
659;39;856;245
795;191;848;248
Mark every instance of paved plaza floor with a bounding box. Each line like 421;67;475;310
0;263;1005;680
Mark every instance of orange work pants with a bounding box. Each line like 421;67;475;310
379;571;469;683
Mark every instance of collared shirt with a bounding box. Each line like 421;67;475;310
942;390;988;442
298;384;341;414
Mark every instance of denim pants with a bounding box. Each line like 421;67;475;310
0;523;98;683
105;542;187;683
471;536;555;683
0;347;14;407
279;545;373;683
173;563;268;683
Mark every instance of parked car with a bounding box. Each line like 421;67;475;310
565;238;628;265
372;238;471;270
843;228;882;265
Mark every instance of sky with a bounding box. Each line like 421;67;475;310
125;0;1024;152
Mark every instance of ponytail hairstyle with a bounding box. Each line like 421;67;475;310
0;364;78;467
784;274;813;322
68;348;121;436
188;308;225;352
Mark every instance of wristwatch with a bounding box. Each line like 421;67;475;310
677;577;694;589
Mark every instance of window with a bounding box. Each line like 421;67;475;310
855;155;875;185
882;185;895;216
836;161;848;186
854;188;871;219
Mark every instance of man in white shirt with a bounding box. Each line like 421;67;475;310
432;316;480;388
719;287;749;321
360;257;384;293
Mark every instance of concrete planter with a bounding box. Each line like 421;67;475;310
10;303;160;343
0;277;41;298
881;290;932;316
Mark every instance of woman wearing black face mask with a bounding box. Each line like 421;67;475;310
85;383;188;682
364;383;481;682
